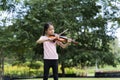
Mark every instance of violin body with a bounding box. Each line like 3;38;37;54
49;34;78;44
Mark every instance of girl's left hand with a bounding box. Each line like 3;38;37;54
67;39;72;43
55;34;60;39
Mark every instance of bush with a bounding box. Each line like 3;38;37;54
4;62;92;78
65;67;76;74
4;61;44;78
24;61;43;69
65;67;88;77
4;65;30;77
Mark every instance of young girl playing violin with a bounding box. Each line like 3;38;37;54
36;22;71;80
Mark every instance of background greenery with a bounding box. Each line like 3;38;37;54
15;78;120;80
4;61;120;78
0;0;120;79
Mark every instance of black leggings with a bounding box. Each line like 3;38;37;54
43;59;58;80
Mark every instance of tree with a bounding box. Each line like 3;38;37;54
0;0;26;79
18;0;120;75
1;0;120;77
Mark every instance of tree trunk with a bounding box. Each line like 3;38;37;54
81;63;87;77
0;48;4;80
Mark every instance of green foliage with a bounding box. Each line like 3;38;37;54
5;63;120;78
0;0;20;11
4;63;89;77
25;61;43;69
4;65;43;77
1;0;120;77
5;61;44;77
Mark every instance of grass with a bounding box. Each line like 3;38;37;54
15;78;120;80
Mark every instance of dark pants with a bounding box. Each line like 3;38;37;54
43;59;58;80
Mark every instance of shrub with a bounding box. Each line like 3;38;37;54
4;61;44;78
25;61;43;69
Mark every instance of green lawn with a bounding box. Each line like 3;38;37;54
15;78;120;80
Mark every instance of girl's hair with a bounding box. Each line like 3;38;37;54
43;22;53;35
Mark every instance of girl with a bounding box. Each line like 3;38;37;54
36;22;71;80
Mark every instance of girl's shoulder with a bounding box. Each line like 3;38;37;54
39;35;48;39
41;35;47;38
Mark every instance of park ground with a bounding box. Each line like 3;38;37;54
15;78;120;80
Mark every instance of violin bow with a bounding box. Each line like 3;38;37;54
58;29;68;36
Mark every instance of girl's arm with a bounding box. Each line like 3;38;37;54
36;36;56;44
36;38;49;44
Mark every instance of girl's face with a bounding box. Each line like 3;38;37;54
46;25;54;35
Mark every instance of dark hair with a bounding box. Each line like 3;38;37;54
43;22;53;35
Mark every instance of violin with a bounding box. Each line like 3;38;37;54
49;34;78;44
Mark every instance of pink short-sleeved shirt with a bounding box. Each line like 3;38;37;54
39;36;59;59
